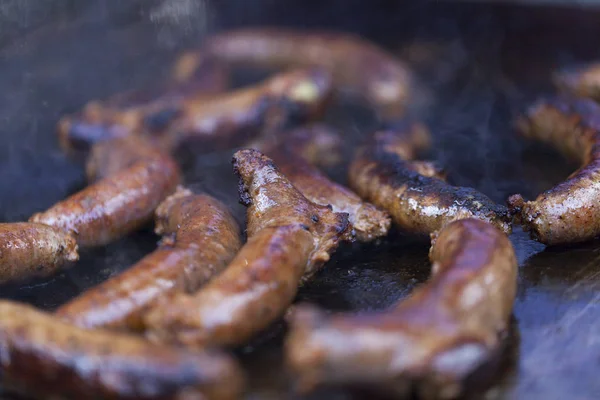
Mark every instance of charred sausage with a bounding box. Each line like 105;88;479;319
0;300;244;400
60;68;332;155
195;28;412;120
55;188;241;331
30;136;180;247
0;223;78;284
349;125;512;235
144;149;348;348
286;218;517;398
509;96;600;245
254;125;391;242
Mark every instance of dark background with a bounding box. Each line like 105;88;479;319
0;1;600;399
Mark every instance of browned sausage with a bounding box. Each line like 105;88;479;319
286;218;517;398
195;28;412;120
55;187;241;331
144;149;349;348
554;63;600;102
30;137;180;247
508;96;600;245
60;68;332;155
254;125;391;242
0;300;245;400
0;223;78;284
59;56;228;154
349;125;512;235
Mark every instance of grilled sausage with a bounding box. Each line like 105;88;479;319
60;68;332;155
0;300;244;400
286;218;517;398
554;63;600;102
509;97;600;245
349;125;512;235
254;125;391;242
55;188;241;331
144;149;349;348
59;56;227;154
30;137;180;247
194;28;412;120
0;223;78;284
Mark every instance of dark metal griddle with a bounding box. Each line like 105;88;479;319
0;1;599;399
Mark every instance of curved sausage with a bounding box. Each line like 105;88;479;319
349;125;512;235
195;28;412;120
144;149;349;348
508;96;600;245
60;68;332;155
58;56;227;154
55;187;241;331
30;137;180;248
0;300;244;400
554;63;600;102
254;125;391;242
0;223;78;284
285;218;517;398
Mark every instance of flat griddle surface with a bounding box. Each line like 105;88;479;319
0;2;599;399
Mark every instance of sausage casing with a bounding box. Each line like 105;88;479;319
0;223;78;284
509;97;600;245
144;149;348;348
0;300;244;400
30;137;180;247
199;28;412;120
286;219;517;398
349;125;512;235
55;188;241;331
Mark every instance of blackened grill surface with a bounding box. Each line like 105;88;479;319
1;1;600;399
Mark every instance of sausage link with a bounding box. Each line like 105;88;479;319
30;137;180;247
0;300;244;400
197;28;412;120
254;125;391;242
509;97;600;245
0;223;78;284
58;56;227;154
349;125;512;235
55;187;241;331
286;219;517;398
144;149;348;348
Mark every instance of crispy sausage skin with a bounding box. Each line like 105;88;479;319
0;223;78;284
0;301;244;400
286;219;517;398
509;97;600;245
554;63;600;102
254;125;391;242
349;125;512;235
30;137;180;248
60;68;332;155
144;149;349;348
196;28;412;120
59;56;227;154
55;187;241;331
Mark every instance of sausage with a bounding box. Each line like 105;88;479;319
349;125;512;235
254;125;391;242
144;149;349;348
196;28;412;120
58;56;227;154
60;68;332;155
508;96;600;245
285;218;517;398
55;187;241;331
0;223;78;284
0;300;245;400
554;63;600;102
30;137;180;247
